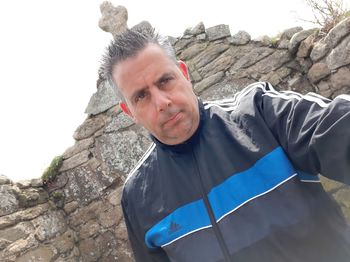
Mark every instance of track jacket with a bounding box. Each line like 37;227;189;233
121;82;350;262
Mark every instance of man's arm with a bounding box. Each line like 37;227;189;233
121;195;171;262
254;82;350;184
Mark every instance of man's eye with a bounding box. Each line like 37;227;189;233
160;77;172;86
135;91;146;102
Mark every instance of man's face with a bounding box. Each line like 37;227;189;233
112;44;200;145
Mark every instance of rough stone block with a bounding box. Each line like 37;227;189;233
307;62;331;84
32;210;67;241
0;185;19;216
94;130;152;176
63;137;95;160
206;24;231;41
73;116;105;141
16;245;54;262
327;34;350;70
85;81;119;116
229;31;251;45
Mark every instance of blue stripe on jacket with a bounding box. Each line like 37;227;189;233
145;147;296;248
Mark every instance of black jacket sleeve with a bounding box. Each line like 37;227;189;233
121;193;171;262
252;82;350;184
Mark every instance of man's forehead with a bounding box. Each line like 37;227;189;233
114;45;174;80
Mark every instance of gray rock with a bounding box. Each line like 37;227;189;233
307;62;331;83
277;39;290;49
63;165;114;205
174;38;193;54
98;205;122;228
15;180;31;189
199;50;234;77
297;34;315;58
1;222;33;242
105;112;134;132
0;174;11;185
0;203;49;230
30;178;43;188
94;129;152;176
230;31;251;45
206;24;231;41
201;78;254;101
327;34;350;70
288;74;314;94
51;229;76;254
63;201;79;214
63;137;95;160
192;44;230;69
231;47;274;71
330;66;350;91
0;185;19;216
182;34;193;39
194;71;224;93
60;150;90;172
310;40;331;62
107;186;123;206
289;28;318;54
32;210;67;241
73;115;105;141
17;188;48;208
183;27;192;36
259;67;292;86
0;238;11;251
167;36;178;46
252;50;292;75
317;81;333;98
190;69;202;82
98;2;128;36
79;219;100;239
85;81;119;116
190;22;205;35
253;35;272;46
179;42;208;60
16;244;54;262
196;33;207;41
332;86;350;98
286;57;313;74
280;26;303;40
324;17;350;49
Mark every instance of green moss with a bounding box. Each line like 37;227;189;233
51;191;64;199
270;36;279;47
42;155;63;184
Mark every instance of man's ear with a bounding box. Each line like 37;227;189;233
178;60;190;81
120;102;136;121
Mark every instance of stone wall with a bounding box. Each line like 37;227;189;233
1;3;350;261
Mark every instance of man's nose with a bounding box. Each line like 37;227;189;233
152;88;171;112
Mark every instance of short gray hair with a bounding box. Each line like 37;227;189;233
100;28;177;100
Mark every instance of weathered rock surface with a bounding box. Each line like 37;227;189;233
98;1;128;36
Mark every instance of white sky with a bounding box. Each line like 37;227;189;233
0;0;348;181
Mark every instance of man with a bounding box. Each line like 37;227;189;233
101;28;350;262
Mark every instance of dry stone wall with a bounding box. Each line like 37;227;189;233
1;3;350;261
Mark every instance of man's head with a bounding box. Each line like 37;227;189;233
101;29;200;145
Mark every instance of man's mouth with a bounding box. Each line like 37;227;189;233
163;112;181;127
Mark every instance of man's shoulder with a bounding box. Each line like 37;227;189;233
202;82;267;112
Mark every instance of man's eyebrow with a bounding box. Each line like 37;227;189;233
154;73;173;86
130;86;147;102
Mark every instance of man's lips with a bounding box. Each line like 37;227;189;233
163;112;181;127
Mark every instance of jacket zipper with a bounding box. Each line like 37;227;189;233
192;152;232;262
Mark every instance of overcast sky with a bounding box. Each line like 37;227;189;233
0;0;348;182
